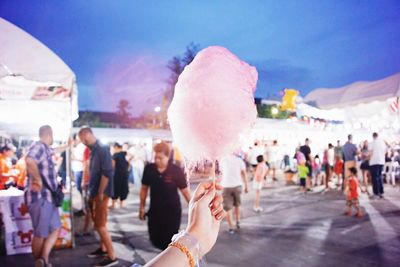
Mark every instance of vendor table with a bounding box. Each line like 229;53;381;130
0;188;72;255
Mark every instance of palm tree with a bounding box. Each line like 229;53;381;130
166;43;199;101
117;99;132;124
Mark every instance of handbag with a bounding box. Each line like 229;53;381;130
42;176;64;207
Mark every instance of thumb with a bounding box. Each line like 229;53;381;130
198;186;216;206
192;181;213;202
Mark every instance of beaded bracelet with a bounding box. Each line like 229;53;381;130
172;231;200;260
169;241;195;267
170;231;201;266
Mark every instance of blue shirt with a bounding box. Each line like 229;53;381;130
342;142;358;162
26;141;57;205
89;141;114;198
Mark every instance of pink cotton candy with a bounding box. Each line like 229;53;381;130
168;46;258;161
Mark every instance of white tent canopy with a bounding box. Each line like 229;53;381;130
304;72;400;109
296;103;345;121
0;18;78;141
301;73;400;132
0;18;75;88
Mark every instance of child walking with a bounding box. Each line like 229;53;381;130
253;155;268;212
345;167;363;217
297;160;309;193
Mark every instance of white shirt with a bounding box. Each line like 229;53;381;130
266;145;279;162
137;146;149;162
328;148;335;166
369;138;387;165
248;146;264;165
127;146;137;162
71;143;85;172
220;155;246;188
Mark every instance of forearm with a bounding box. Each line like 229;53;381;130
140;187;148;210
26;160;41;182
54;144;69;154
181;188;191;203
0;172;14;178
98;175;109;194
144;246;189;267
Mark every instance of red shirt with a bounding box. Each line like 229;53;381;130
82;147;90;185
334;160;343;175
83;147;90;161
347;176;359;200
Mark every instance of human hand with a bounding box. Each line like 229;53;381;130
244;185;249;194
186;182;226;257
98;192;104;202
31;179;42;192
68;137;74;147
139;208;146;220
82;183;88;191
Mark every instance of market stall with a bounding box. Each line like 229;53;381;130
0;18;78;255
304;72;400;136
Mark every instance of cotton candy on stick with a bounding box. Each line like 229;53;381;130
168;46;258;177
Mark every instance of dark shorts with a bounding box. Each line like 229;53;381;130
299;178;306;187
222;186;242;211
306;162;313;176
360;161;369;171
28;198;61;238
89;196;109;228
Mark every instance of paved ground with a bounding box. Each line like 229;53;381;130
1;180;400;267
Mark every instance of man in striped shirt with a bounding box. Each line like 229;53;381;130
25;125;60;267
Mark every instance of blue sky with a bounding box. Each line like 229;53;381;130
1;1;399;115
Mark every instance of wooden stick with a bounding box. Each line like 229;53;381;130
211;160;216;187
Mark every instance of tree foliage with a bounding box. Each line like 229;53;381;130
150;42;200;129
73;112;105;127
117;99;132;123
257;104;289;119
165;42;199;101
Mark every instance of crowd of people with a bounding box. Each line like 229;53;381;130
0;125;225;267
245;134;399;195
0;144;28;190
1;126;399;267
237;133;399;219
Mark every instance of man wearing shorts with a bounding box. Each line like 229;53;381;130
219;154;249;234
79;127;118;267
25;125;61;267
342;134;359;186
